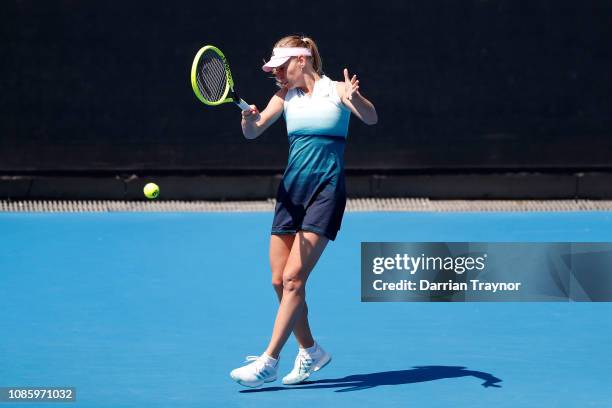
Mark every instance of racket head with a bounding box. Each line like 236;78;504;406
191;45;236;106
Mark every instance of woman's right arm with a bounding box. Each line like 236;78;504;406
241;88;287;139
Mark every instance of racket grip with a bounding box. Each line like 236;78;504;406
236;99;251;111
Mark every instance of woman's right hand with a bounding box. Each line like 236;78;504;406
241;105;260;122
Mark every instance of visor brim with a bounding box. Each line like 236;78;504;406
261;56;292;72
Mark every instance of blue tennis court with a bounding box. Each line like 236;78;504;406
1;210;611;407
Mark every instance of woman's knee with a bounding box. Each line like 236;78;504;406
282;270;305;294
270;235;293;294
271;277;284;292
271;263;285;294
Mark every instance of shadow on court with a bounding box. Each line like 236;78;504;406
240;365;502;393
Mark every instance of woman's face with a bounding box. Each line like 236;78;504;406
273;57;302;89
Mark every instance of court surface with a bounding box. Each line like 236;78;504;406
1;211;611;407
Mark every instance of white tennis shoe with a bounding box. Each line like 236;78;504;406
230;354;278;388
282;343;332;385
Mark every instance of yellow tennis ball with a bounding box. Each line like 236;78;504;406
143;182;160;199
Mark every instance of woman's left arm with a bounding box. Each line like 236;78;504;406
337;68;378;125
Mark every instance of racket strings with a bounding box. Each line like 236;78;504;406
196;51;228;103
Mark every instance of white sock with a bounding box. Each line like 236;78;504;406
301;342;318;355
261;353;278;366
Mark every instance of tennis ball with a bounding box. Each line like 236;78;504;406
143;182;160;200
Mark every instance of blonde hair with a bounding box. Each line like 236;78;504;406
273;35;323;75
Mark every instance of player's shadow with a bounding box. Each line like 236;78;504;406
240;365;502;393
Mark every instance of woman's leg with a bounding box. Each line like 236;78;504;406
265;231;329;359
270;234;315;348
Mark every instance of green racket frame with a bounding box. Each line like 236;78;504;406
190;45;250;110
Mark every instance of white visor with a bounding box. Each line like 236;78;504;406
262;47;312;72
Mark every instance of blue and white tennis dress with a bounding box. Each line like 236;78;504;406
271;75;351;241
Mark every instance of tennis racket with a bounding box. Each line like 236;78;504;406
190;45;251;111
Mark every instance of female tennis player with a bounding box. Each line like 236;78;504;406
230;35;377;388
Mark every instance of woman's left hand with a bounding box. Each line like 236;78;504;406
343;68;360;101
